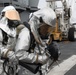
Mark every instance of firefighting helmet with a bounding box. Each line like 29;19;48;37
33;7;56;27
1;5;20;21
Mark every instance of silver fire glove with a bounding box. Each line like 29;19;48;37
7;51;18;64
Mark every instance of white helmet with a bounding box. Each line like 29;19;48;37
33;7;56;27
1;5;20;20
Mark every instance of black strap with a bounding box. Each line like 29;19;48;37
23;22;36;52
72;23;76;25
0;29;8;45
3;60;9;75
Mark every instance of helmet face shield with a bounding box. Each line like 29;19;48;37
39;24;54;37
5;10;20;21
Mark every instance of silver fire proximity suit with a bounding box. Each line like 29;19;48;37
0;5;21;75
15;7;56;75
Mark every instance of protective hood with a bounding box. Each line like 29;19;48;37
1;6;15;12
33;7;56;27
0;23;16;37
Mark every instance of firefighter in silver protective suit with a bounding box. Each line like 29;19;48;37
15;7;60;75
0;5;21;75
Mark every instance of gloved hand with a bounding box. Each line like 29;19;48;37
47;42;61;61
7;51;18;64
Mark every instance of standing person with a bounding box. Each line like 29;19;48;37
69;0;76;24
15;7;60;75
0;5;21;75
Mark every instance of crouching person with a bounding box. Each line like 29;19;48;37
15;7;60;75
0;5;21;75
